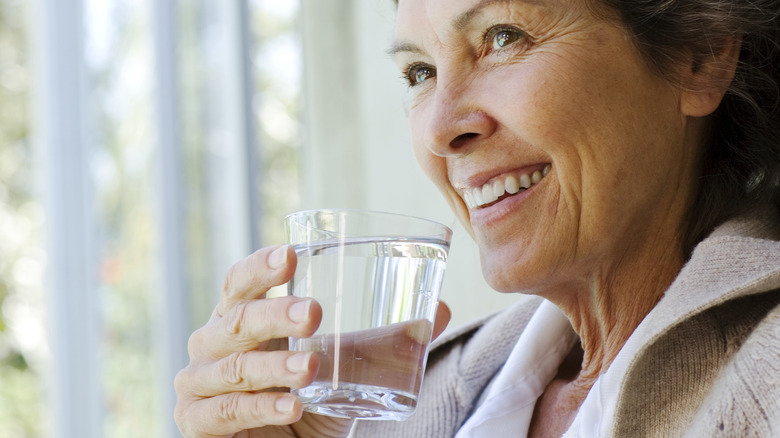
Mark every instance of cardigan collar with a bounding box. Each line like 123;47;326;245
625;204;780;356
603;204;780;436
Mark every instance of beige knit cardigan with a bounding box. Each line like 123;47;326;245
352;206;780;437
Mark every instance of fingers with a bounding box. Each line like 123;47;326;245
175;350;319;398
175;391;303;437
216;244;297;319
189;296;322;362
177;293;322;438
176;244;320;438
432;300;451;341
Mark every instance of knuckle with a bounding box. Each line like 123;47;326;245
187;327;206;360
173;367;191;395
221;250;271;305
244;254;265;284
216;392;243;423
220;352;248;387
222;259;253;298
223;300;251;337
221;261;240;298
173;404;188;435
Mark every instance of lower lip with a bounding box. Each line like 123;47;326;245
467;181;543;226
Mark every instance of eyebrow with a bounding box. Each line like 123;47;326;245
386;42;424;57
387;0;518;56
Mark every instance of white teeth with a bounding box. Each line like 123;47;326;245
473;188;484;206
462;166;551;210
464;191;476;209
519;174;531;189
505;175;520;194
492;180;504;198
482;184;498;204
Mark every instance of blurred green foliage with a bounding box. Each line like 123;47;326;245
0;1;301;437
0;0;47;436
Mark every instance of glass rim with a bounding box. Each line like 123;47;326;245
284;208;453;237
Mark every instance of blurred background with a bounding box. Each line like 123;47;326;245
0;0;520;437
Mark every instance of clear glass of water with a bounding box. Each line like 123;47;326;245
285;209;452;421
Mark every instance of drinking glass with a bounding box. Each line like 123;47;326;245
285;209;452;420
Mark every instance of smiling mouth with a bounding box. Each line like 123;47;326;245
461;164;551;210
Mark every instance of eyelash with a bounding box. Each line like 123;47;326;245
482;25;526;52
402;62;435;88
401;25;528;88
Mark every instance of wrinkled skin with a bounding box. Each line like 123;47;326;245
174;0;739;434
174;245;450;437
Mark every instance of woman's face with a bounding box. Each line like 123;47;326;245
393;0;703;293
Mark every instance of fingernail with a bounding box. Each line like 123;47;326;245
268;245;289;270
288;300;311;324
405;319;433;344
286;352;311;373
275;396;295;414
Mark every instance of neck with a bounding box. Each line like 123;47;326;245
547;235;685;390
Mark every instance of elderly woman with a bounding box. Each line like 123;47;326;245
174;0;780;436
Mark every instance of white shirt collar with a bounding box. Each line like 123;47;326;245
455;299;578;438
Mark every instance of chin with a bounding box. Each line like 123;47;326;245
479;248;534;294
478;235;573;296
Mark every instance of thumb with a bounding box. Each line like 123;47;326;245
431;300;451;341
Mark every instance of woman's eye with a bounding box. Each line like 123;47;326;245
405;63;436;87
487;27;524;51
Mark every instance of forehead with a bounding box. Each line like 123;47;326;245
393;0;576;46
396;0;516;31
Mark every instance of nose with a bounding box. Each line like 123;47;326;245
422;78;497;157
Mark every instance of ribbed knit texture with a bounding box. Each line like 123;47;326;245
612;292;780;437
351;206;780;437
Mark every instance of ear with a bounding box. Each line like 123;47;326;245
680;37;741;117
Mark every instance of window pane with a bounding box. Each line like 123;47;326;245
84;0;162;436
250;0;302;247
3;1;304;437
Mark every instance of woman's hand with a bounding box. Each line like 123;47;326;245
174;244;451;438
174;244;352;437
